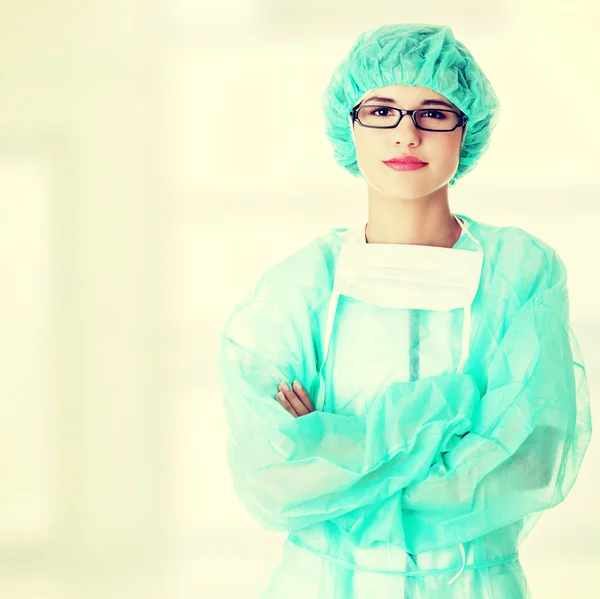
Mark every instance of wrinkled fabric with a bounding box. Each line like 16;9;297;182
217;213;592;598
321;23;501;186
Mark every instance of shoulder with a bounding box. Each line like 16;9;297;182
470;217;567;296
260;227;347;301
220;228;346;337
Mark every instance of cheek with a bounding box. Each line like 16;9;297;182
354;134;382;170
432;135;462;169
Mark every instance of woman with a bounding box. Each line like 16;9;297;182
217;24;592;598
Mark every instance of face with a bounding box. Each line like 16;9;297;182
352;84;466;201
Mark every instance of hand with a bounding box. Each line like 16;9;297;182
275;380;315;417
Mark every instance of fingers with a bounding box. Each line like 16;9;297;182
278;382;309;416
276;381;314;417
276;391;298;417
292;380;315;413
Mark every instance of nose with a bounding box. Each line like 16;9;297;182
391;113;421;146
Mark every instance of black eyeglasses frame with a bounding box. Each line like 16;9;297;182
350;105;468;132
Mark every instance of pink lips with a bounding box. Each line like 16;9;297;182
383;156;428;171
384;161;428;171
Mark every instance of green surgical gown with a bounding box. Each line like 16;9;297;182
217;213;592;598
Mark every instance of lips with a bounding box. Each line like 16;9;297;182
383;156;428;172
384;156;427;165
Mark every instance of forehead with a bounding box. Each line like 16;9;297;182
360;84;457;109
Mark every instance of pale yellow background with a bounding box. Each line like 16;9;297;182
0;1;598;597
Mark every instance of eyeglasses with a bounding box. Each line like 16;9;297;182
350;104;468;132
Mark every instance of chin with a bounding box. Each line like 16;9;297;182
390;189;436;201
381;169;454;198
376;178;442;201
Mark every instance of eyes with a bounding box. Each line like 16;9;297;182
355;105;461;131
369;107;448;120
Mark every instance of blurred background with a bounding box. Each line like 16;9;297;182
1;1;598;597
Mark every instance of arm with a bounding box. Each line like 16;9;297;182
217;271;476;534
336;249;592;554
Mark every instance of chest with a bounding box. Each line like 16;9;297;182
322;297;469;416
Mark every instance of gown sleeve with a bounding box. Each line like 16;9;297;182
394;247;593;553
217;266;477;534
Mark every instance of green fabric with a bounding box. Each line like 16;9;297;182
217;215;592;597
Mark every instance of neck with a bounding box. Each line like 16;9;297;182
365;186;461;247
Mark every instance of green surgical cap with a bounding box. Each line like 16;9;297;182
321;23;501;186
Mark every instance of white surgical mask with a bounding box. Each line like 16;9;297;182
315;214;483;412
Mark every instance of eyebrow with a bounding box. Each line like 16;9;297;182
361;96;456;110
